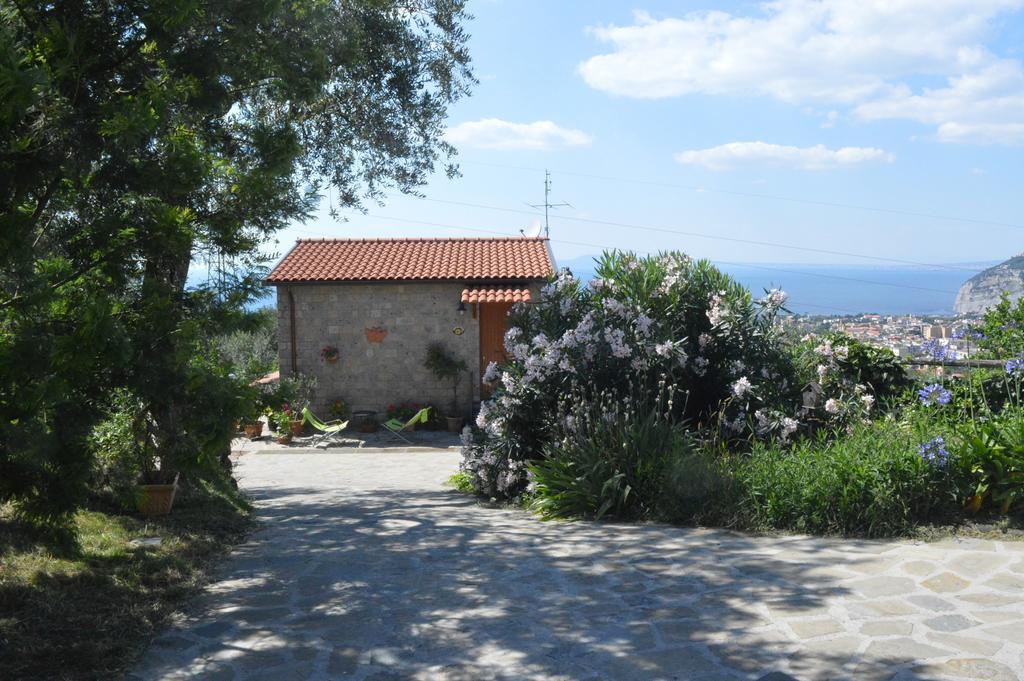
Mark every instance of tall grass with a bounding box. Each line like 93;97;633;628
737;419;955;536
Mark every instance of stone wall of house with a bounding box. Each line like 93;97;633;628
276;282;482;418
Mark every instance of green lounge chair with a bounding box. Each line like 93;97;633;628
382;407;431;444
302;407;349;448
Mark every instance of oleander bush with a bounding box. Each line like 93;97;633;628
461;251;801;499
460;249;1024;535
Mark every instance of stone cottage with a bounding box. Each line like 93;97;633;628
265;236;555;417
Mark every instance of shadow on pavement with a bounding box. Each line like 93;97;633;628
132;481;980;680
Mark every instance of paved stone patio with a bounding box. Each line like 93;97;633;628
131;450;1024;680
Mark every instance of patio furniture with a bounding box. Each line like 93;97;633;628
351;410;377;433
382;407;431;444
301;407;349;448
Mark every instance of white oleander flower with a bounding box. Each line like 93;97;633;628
732;376;753;398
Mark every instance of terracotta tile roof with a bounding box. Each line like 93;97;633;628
461;287;532;304
266;237;553;283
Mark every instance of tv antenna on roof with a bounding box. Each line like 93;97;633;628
526;169;571;238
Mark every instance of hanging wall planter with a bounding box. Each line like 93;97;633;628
365;326;388;343
320;345;340;364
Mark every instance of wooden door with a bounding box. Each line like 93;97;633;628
479;302;513;396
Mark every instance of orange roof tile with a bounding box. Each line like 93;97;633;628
461;287;532;304
265;237;553;283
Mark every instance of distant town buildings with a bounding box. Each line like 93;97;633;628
780;312;984;361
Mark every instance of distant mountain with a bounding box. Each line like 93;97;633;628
955;255;1024;315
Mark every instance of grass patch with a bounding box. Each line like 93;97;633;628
0;477;253;681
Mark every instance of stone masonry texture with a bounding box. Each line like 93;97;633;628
278;282;483;416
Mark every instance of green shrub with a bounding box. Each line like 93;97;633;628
526;386;734;522
953;408;1024;514
792;332;911;433
88;390;149;510
976;291;1024;358
215;309;278;381
737;420;954;536
446;472;475;494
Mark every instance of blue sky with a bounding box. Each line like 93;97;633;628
274;0;1024;272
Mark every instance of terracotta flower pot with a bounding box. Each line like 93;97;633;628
325;356;339;364
365;326;388;343
137;473;179;516
289;419;304;436
277;433;293;445
244;422;263;440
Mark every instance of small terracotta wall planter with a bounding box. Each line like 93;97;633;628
365;326;388;343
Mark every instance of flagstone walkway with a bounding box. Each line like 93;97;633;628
131;450;1024;680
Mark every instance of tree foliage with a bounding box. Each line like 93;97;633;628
0;0;473;519
977;293;1024;358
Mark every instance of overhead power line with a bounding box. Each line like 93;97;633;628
462;160;1024;232
301;210;963;314
414;196;984;272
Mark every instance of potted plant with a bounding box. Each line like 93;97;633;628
266;407;294;444
329;398;350;422
425;342;468;432
138;469;180;516
243;420;263;440
239;399;264;440
284;401;305;436
321;345;340;364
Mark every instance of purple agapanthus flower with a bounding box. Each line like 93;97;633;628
1007;357;1024;376
952;327;985;340
919;436;949;467
918;339;955;362
918;383;952;406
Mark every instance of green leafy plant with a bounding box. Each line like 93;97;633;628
954;410;1024;514
215;309;278;381
425;342;468;416
528;385;696;521
446;471;476;494
738;419;953;536
976;290;1024;357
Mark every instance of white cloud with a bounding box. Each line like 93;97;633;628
445;119;592;150
855;60;1024;144
578;1;1024;144
673;141;894;170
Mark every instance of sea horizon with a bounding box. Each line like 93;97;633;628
202;258;997;317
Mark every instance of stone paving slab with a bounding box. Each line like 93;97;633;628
131;452;1024;680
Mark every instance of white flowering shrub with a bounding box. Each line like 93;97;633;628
793;332;911;433
461;250;801;500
